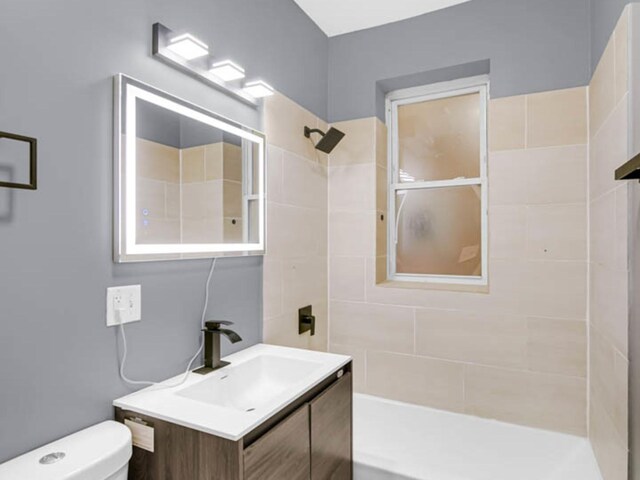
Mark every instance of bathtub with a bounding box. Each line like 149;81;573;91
353;394;602;480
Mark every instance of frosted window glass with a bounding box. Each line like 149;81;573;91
397;93;480;182
395;186;482;276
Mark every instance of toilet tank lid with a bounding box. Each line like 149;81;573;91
0;421;132;480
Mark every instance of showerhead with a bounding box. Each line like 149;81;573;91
304;126;346;154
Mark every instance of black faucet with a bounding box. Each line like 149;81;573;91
193;320;242;375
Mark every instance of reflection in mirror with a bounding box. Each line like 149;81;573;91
114;75;265;262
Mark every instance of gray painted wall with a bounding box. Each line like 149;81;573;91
590;0;634;72
328;0;591;122
0;0;326;462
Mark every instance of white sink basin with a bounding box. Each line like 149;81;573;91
176;355;324;412
113;344;350;441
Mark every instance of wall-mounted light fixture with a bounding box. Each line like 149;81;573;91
243;80;275;98
210;60;245;82
166;33;209;60
152;23;274;107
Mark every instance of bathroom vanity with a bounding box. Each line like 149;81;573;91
114;344;352;479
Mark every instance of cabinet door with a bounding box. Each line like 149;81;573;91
310;372;352;480
244;405;310;480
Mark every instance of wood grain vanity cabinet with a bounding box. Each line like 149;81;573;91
115;365;352;480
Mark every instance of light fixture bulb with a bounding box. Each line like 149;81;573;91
243;80;275;98
209;60;246;81
167;33;209;60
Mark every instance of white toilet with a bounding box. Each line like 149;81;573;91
0;421;132;480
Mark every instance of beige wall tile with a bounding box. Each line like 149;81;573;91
222;180;242;218
282;151;328;210
376;165;387;212
263;93;325;161
590;97;628;201
375;118;388;168
266;144;283;204
488;150;530;205
329;210;375;256
308;301;329;352
615;8;629;104
136;218;180;244
591;189;617;267
590;262;629;357
513;260;587;320
182;218;222;243
375;211;387;258
282;256;328;311
329;256;365;301
526;204;587;260
367;351;464;412
415;309;527;369
204;143;223;180
263;313;308;350
375;255;387;284
614;184;629;271
330;300;414;353
526;317;586;377
329;164;375;211
136;138;180;183
329;118;376;166
590;328;628;442
464;365;586;435
267;203;326;259
223;143;242;182
329;343;367;392
527;146;588;205
165;182;180;220
204;180;224;220
375;162;388;258
527;87;587;148
489;146;587;206
489;96;526;151
590;395;628;480
181;183;206;220
224;217;242;242
137;178;166;219
181;146;205;183
489;205;527;259
590;40;616;138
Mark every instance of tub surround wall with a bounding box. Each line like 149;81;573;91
327;86;589;436
261;93;329;352
588;8;631;480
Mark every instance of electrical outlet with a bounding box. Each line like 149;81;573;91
107;285;141;327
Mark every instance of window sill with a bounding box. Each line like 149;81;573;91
377;279;489;294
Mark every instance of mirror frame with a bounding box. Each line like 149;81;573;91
113;74;266;263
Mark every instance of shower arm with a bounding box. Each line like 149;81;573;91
304;126;326;138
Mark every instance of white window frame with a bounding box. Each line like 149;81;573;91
386;75;489;286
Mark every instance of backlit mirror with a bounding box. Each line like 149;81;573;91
113;74;265;262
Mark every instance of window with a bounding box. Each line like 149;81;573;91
386;77;488;286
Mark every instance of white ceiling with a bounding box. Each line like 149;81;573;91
294;0;473;37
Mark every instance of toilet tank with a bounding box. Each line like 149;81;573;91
0;421;132;480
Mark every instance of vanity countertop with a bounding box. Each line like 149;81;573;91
113;343;351;441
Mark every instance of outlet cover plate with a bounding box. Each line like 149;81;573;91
107;285;141;327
